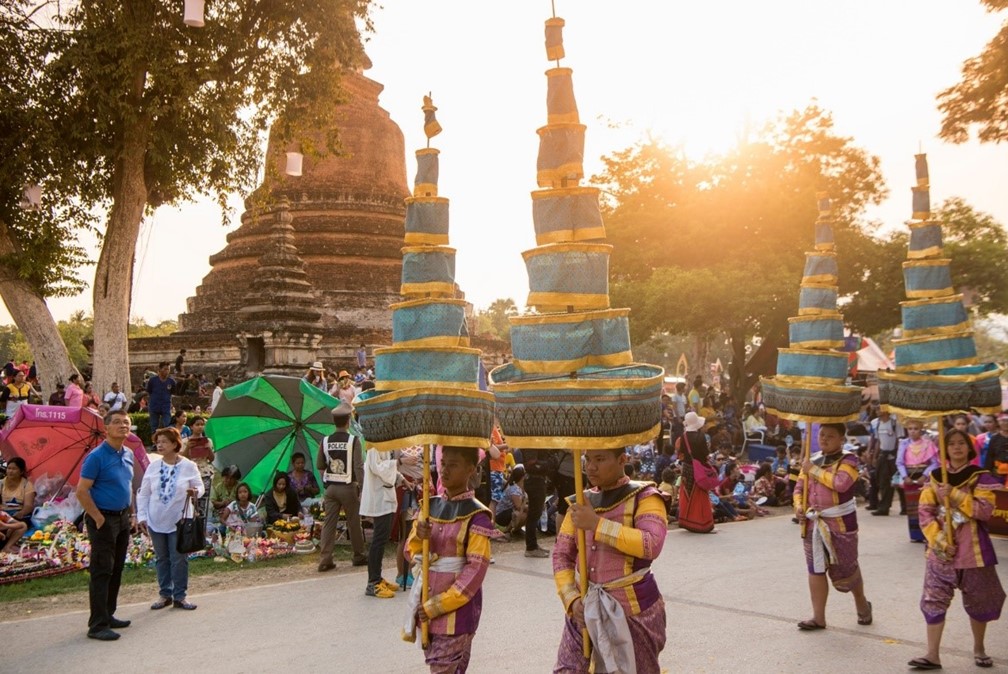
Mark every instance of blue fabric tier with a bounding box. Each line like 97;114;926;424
798;285;838;314
401;247;456;289
392;300;467;345
775;349;849;382
354;388;495;451
546;68;579;124
902;260;953;297
814;222;834;251
894;333;978;371
788;315;844;347
404;197;450;244
413;149;439;196
375;348;480;387
912;185;930;218
908;222;943;258
537;123;585;187
802;252;838;283
509;311;632;373
531;187;605;244
901;296;968;334
525;244;609;297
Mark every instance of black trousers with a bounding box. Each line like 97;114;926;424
875;452;898;513
525;474;547;551
85;511;131;631
367;512;393;585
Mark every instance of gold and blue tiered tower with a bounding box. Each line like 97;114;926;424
488;12;663;450
877;155;1003;416
760;194;863;423
354;97;494;450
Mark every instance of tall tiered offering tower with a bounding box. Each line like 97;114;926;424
489;11;663;451
761;194;863;424
354;97;494;451
877;155;1003;416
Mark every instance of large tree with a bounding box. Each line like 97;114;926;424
937;0;1008;143
599;106;888;402
14;0;371;394
0;2;91;389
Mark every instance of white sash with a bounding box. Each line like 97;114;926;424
582;569;649;674
401;556;466;642
805;499;856;573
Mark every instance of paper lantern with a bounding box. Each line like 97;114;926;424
284;152;303;177
183;0;205;28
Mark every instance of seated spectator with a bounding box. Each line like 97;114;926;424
263;473;301;525
224;483;261;532
751;462;787;507
494;464;528;536
172;410;192;439
657;467;677;496
1;457;35;523
48;382;66;406
82;381;100;410
210;465;241;524
717;461;755;519
0;509;27;552
287;452;320;501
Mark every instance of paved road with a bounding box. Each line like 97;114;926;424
3;513;1006;673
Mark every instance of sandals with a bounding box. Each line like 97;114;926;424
975;655;993;668
857;600;873;625
797;619;825;631
907;657;941;670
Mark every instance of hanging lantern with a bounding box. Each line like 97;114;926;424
183;0;205;28
284;151;303;177
18;184;42;211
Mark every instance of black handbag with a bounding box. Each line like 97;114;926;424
176;494;206;553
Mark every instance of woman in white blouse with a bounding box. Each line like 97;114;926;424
137;426;204;611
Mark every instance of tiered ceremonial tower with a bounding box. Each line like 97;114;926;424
489;12;663;450
761;195;862;423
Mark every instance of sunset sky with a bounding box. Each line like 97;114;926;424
7;1;1008;326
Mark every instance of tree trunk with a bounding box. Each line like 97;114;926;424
728;328;748;409
91;125;149;396
0;224;78;393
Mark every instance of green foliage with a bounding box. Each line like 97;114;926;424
129;411;151;445
477;298;518;341
56;311;93;371
0;324;31;362
600;105;887;350
128;318;178;338
938;1;1008;143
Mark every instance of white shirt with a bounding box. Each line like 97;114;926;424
103;390;127;412
358;448;399;517
210;386;223;413
137;457;204;534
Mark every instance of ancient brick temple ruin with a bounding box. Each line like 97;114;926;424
128;62;414;383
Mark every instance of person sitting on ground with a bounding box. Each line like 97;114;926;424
751;462;786;507
0;509;27;553
657;467;677;497
263;473;301;525
718;461;755;519
287;451;320;502
2;457;35;524
224;483;261;532
172;409;191;440
210;465;241;525
494;464;529;536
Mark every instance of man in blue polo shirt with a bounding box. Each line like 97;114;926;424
76;408;136;641
145;361;176;440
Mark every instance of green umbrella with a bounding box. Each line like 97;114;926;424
207;375;340;497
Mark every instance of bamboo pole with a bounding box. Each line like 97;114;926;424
421;444;432;648
935;416;953;543
800;422;812;539
572;448;591;660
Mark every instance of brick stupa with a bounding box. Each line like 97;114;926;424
129;61;410;381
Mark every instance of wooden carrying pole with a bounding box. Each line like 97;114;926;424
935;416;953;542
572;448;592;660
800;422;812;538
421;444;432;648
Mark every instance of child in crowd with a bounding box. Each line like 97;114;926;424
404;446;495;673
908;428;1005;670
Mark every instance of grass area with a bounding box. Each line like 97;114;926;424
0;546;353;604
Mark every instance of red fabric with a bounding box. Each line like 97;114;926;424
678;483;714;533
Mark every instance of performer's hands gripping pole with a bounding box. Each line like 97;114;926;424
800;422;812;539
421;444;431;648
936;416;953;543
572;448;592;660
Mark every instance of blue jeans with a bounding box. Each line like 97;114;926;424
149;409;172;438
150;530;189;601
